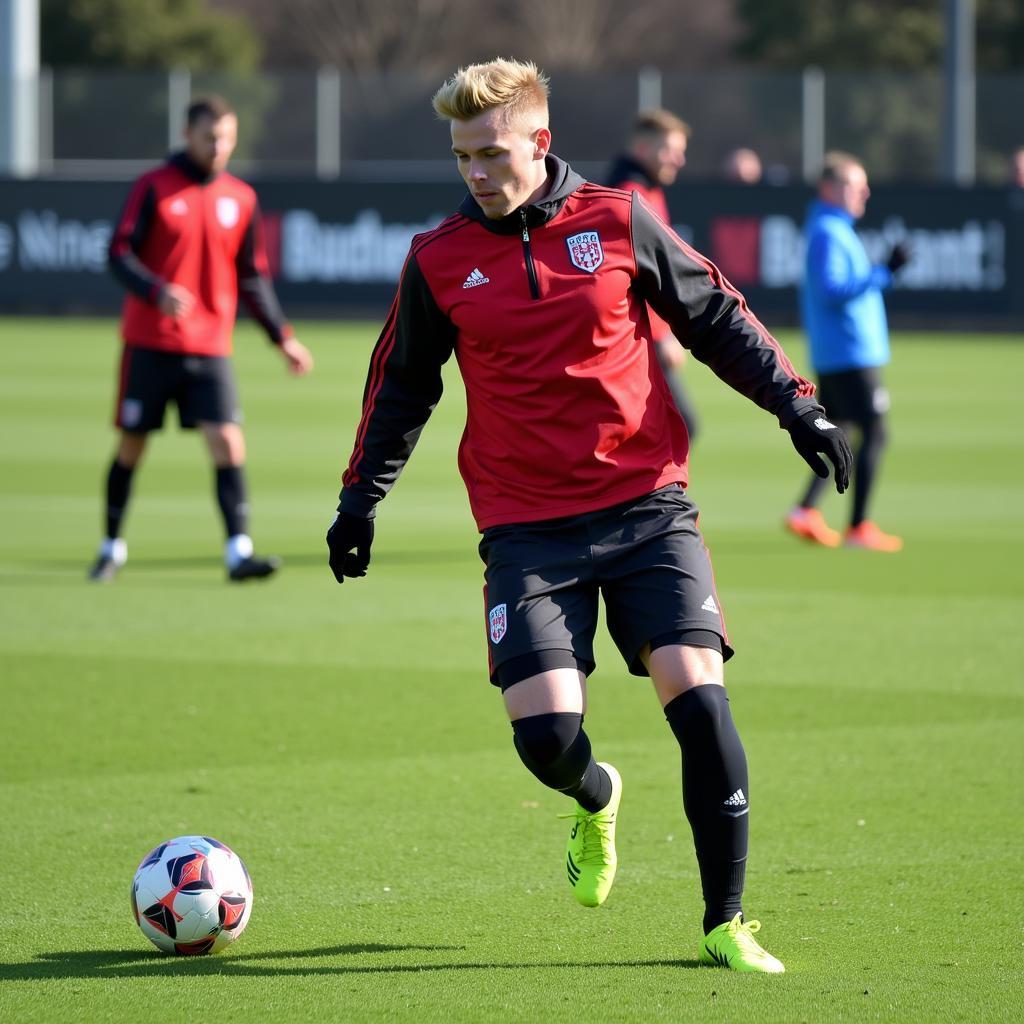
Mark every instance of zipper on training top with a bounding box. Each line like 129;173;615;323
519;210;540;300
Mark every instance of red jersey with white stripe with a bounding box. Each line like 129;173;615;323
108;152;290;356
341;156;817;531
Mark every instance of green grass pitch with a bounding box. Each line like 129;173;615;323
1;316;1022;1022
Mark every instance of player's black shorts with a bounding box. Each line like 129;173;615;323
817;366;890;425
479;484;734;688
114;347;242;432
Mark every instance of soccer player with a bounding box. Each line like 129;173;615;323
785;151;906;552
90;96;313;583
327;59;852;972
606;109;700;440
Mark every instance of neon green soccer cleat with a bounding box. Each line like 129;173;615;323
558;762;622;908
700;913;785;973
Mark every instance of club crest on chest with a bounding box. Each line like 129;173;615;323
566;231;604;273
216;196;240;229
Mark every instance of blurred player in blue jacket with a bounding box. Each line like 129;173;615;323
786;151;908;552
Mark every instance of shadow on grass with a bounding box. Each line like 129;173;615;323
0;571;226;590
7;547;469;578
2;944;701;980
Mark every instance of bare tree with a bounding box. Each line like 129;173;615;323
214;0;741;73
279;0;460;75
509;0;621;70
510;0;739;72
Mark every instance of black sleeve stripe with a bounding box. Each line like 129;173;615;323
343;268;406;486
109;174;155;257
108;175;162;301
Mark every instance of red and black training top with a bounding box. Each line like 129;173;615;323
341;155;819;532
108;152;291;357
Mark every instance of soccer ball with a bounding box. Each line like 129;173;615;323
131;835;253;955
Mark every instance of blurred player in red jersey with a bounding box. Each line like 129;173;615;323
327;59;853;972
607;109;700;440
90;96;312;583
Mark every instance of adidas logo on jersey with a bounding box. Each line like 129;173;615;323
701;594;719;615
723;788;747;808
462;268;490;289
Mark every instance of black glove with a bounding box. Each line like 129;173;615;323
786;409;853;494
885;243;910;274
327;512;374;583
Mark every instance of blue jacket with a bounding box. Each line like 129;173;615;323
800;199;891;373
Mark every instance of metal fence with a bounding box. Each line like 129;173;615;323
4;66;1024;183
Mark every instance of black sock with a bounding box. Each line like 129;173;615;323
105;460;135;539
797;470;830;510
664;686;749;934
511;712;612;812
215;465;249;538
851;416;887;527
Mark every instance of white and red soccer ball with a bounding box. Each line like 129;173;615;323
131;835;253;955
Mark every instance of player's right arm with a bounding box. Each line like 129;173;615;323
327;250;456;582
107;174;167;304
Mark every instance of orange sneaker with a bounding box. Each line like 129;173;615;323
844;520;903;552
785;507;841;548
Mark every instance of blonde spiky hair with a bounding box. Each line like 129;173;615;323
432;58;550;129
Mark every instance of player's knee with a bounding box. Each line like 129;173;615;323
512;712;591;790
647;638;724;702
665;683;732;738
203;423;245;466
513;712;581;766
693;682;728;724
116;432;147;467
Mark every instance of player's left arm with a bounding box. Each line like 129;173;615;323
235;201;313;375
630;192;851;490
108;177;165;302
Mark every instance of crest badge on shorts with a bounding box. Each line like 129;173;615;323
488;603;507;644
120;398;142;428
216;196;240;229
566;231;604;273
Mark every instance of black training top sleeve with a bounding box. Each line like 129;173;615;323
338;251;457;518
630;192;820;427
108;177;163;303
236;203;291;344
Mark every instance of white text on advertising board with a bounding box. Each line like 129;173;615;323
14;211;112;272
760;215;1005;291
281;209;445;283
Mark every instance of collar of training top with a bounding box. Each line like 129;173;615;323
457;155;587;235
605;152;656;191
808;198;856;225
168;150;219;185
